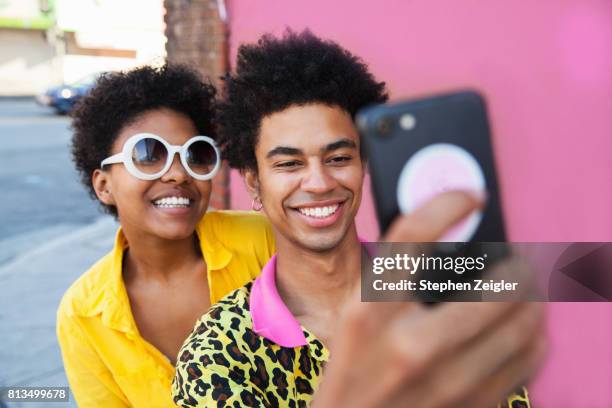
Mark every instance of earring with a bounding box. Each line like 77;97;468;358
251;197;263;211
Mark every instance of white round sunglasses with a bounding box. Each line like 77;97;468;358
100;133;221;181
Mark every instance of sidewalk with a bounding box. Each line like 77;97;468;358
0;217;118;408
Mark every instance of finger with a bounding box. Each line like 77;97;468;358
332;279;421;355
384;190;485;242
336;300;425;360
359;302;521;407
335;302;429;408
414;255;538;346
458;333;547;408
319;299;425;408
387;300;521;378
401;302;545;408
345;244;425;334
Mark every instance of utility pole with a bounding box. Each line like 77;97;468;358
42;0;65;84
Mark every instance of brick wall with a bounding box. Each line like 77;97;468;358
164;0;230;209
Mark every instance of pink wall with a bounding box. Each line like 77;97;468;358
226;0;612;405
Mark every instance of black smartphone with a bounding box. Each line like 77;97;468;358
357;91;508;302
356;90;506;242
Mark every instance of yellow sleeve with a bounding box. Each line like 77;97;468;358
56;301;129;408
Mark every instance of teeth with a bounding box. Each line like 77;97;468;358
298;204;339;218
153;196;191;208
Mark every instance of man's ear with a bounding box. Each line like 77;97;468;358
243;169;261;199
92;169;116;206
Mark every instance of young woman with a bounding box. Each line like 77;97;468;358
56;64;274;407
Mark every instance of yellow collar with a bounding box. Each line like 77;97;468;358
76;215;232;334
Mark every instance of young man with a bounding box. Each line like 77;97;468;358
172;31;544;407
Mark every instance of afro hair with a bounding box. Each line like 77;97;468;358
217;29;388;172
70;64;216;217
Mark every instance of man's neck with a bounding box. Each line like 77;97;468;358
274;227;362;345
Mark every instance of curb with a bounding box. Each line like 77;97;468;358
0;217;118;276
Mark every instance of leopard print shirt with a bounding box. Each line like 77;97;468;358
172;282;531;407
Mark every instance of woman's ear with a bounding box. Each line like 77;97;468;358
243;169;261;199
92;169;116;206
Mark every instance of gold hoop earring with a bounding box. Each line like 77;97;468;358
251;197;263;211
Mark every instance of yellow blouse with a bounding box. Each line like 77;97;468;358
56;211;275;408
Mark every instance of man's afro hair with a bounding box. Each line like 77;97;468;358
70;64;216;217
217;29;388;172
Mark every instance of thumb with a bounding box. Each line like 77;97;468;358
384;190;485;242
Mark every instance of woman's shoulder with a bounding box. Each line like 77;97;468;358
203;210;270;229
200;210;274;243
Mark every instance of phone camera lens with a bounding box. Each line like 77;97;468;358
376;116;393;135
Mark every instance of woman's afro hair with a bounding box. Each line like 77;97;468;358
217;29;388;172
70;64;216;217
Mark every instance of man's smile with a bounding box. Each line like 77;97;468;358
290;199;347;227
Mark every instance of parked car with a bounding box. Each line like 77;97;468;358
36;73;100;114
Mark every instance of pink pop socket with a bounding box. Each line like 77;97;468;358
397;143;485;242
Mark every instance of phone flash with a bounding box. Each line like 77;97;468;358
399;113;416;130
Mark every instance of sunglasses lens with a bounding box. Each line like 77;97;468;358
131;138;167;174
186;140;217;176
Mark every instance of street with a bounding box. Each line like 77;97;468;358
0;99;102;264
0;99;117;407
